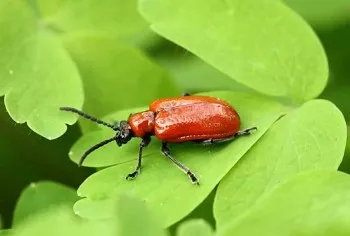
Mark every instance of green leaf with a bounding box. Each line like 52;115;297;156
154;53;248;93
9;206;115;236
71;91;286;226
63;35;180;133
218;171;350;236
115;193;167;236
284;0;350;28
214;99;347;227
13;181;78;226
0;0;83;139
176;219;214;236
339;127;350;173
139;0;328;102
38;0;162;50
39;0;147;36
0;230;11;236
9;193;165;236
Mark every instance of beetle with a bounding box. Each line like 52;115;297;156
60;94;257;185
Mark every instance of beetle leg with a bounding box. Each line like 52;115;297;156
126;136;151;180
235;127;257;136
198;127;257;145
161;142;199;185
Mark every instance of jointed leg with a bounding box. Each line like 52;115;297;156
126;136;151;180
161;142;199;185
235;127;257;136
198;127;257;145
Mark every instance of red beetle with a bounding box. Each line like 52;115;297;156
61;94;256;185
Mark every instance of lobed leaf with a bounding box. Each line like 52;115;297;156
9;206;115;236
13;181;78;226
115;193;167;236
38;0;147;36
0;0;83;139
176;219;214;236
139;0;328;102
10;192;164;236
214;99;347;226
71;91;286;227
63;35;180;133
218;171;350;236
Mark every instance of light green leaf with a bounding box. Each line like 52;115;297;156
214;99;347;227
63;35;180;133
0;0;83;139
10;206;115;236
13;181;78;226
39;0;148;37
218;171;350;236
176;219;214;236
154;53;248;93
284;0;350;28
115;193;167;236
139;0;328;102
71;91;286;226
10;193;165;236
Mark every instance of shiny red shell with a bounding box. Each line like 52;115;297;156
128;96;241;142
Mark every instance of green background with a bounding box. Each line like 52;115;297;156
1;0;350;235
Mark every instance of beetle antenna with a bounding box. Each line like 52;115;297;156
60;107;119;131
78;136;118;167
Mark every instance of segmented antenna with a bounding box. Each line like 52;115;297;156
60;107;118;131
78;136;118;167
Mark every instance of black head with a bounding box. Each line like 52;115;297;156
60;107;134;166
115;120;133;146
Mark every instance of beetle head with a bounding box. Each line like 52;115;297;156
59;107;135;166
115;120;134;146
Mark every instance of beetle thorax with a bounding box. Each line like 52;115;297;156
128;111;155;137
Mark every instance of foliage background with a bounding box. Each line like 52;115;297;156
0;0;350;235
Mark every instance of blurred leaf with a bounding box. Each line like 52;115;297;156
71;91;286;226
169;188;216;235
9;206;115;236
115;193;167;236
154;53;249;93
214;99;347;226
218;171;350;236
0;0;83;139
38;0;162;50
139;0;328;102
176;219;214;236
284;0;350;29
0;100;90;228
13;181;78;226
63;35;180;133
339;127;350;173
39;0;146;36
0;230;11;236
8;193;166;236
319;22;350;121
